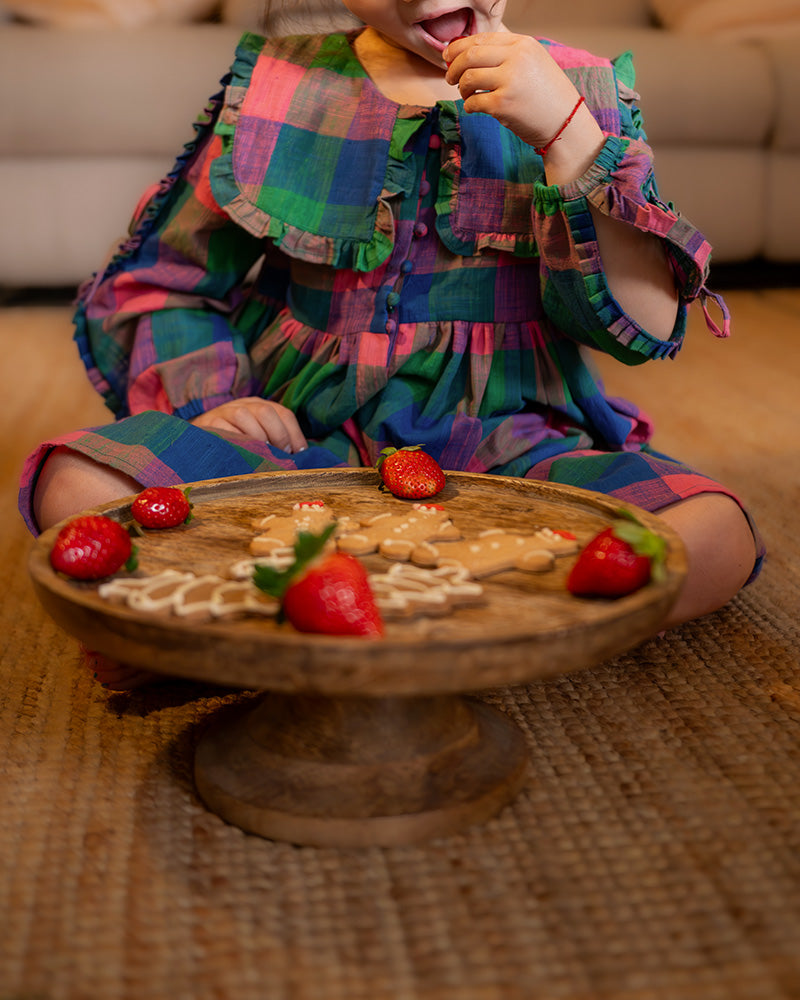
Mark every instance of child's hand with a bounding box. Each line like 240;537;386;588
191;397;308;453
443;33;599;159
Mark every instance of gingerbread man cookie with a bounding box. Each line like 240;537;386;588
410;527;579;578
336;503;461;560
249;500;338;556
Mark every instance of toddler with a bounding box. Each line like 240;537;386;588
21;0;761;686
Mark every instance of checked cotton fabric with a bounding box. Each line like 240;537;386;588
20;30;758;574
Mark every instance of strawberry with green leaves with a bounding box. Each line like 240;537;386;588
377;445;445;500
131;486;193;529
253;525;384;637
567;510;667;598
50;515;138;581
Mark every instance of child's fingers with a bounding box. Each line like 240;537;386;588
452;66;501;103
251;403;308;454
442;35;469;67
217;405;268;441
192;398;307;453
193;413;251;437
443;30;516;67
444;40;504;81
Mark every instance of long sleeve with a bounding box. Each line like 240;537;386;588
74;92;285;420
531;49;721;365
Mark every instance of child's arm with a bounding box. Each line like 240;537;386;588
527;79;679;342
444;34;688;349
74;106;287;422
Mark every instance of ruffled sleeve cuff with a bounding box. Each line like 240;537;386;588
533;134;716;363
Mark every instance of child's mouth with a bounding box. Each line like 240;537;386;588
416;8;473;51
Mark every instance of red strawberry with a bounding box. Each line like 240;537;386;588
131;486;193;529
253;525;384;637
50;515;138;581
377;445;445;500
567;511;667;598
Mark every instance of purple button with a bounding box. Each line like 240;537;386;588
385;318;397;335
428;134;442;149
419;179;431;196
413;222;428;238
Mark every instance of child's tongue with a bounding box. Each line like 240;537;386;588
420;9;471;44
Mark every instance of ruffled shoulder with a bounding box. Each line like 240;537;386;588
189;32;640;271
209;31;413;271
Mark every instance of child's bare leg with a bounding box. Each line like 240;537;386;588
35;448;161;690
34;446;142;532
656;492;757;629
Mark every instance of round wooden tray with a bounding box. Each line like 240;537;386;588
30;468;686;846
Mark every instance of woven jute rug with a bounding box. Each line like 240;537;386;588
2;299;799;999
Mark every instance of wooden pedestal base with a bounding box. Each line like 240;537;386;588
30;469;687;846
194;693;530;847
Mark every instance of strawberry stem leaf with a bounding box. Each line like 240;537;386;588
610;511;667;582
376;444;423;470
183;486;194;523
252;523;337;599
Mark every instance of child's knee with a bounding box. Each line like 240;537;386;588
33;447;141;532
659;492;757;596
699;493;754;556
652;492;758;627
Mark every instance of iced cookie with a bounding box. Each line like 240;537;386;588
369;563;484;620
229;551;296;580
410;527;579;578
250;500;339;556
336;503;461;560
231;556;483;622
98;569;279;622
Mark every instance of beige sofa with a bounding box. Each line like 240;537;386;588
1;0;798;287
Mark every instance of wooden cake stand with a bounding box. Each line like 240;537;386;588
29;469;686;847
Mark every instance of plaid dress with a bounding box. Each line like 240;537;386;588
18;31;761;576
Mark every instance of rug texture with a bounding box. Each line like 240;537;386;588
1;296;799;1000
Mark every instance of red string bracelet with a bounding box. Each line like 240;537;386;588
533;95;586;157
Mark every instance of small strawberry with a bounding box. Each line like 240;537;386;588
131;486;193;529
566;510;667;598
50;515;138;581
253;525;384;637
377;445;445;500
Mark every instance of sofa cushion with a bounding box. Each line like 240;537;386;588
222;0;360;31
765;154;800;259
496;25;774;147
501;0;652;28
650;0;800;40
222;0;652;31
0;25;243;155
764;38;800;151
1;0;217;27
